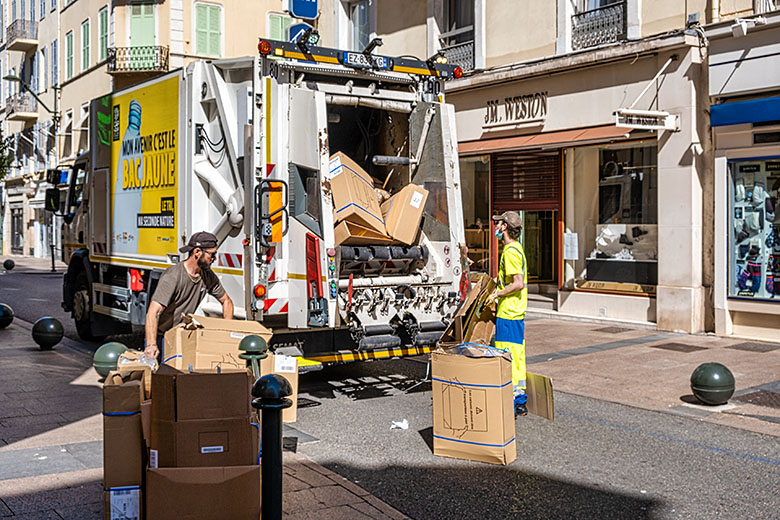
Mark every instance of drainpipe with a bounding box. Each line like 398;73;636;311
710;0;720;23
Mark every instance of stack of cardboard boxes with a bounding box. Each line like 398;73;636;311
330;152;430;246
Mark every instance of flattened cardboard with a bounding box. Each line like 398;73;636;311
329;152;386;235
440;274;495;344
526;372;554;420
151;368;252;422
432;348;516;465
380;184;429;245
260;353;299;423
146;465;260;520
334;220;394;246
150;416;256;468
103;487;142;520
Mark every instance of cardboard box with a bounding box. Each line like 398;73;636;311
150;416;256;468
440;274;495;345
103;372;146;488
141;400;151;448
380;184;429;245
334;220;395;246
151;367;252;422
260;353;299;423
526;372;555;420
115;352;156;399
329;152;386;235
103;487;142;520
163;315;273;371
432;346;516;465
146;465;260;520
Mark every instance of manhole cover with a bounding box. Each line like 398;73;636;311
726;342;779;353
733;390;780;409
593;326;632;334
648;342;706;353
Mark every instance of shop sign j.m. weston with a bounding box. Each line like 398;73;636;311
483;91;548;132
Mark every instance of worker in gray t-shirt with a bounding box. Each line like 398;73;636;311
143;232;234;360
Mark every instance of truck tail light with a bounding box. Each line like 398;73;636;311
253;284;267;298
258;40;272;55
453;66;463;79
130;269;145;292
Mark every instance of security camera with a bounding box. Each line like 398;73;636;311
731;19;748;38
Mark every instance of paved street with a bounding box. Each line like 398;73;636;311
1;257;779;519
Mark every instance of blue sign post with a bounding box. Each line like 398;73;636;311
288;22;314;43
286;0;318;20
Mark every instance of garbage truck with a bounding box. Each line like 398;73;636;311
48;38;468;365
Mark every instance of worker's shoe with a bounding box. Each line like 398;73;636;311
514;394;527;418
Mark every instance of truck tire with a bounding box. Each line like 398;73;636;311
72;271;105;342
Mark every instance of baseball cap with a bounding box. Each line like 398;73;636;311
180;231;218;253
491;211;522;229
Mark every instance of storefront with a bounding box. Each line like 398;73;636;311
709;13;780;340
451;32;710;332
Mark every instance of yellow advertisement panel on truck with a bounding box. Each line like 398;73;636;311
110;75;179;257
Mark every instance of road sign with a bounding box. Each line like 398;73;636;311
285;0;318;20
289;22;314;43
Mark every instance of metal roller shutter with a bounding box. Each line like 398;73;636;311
491;151;561;211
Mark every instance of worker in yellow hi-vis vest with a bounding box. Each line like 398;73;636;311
490;211;528;417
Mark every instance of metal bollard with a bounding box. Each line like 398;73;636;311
239;334;269;378
252;373;293;520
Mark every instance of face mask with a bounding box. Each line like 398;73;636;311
495;230;504;241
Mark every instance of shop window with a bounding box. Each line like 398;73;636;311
728;158;780;301
460;155;490;272
569;142;658;290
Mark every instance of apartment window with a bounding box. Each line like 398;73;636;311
440;0;475;71
267;12;292;40
50;0;55;12
0;60;3;101
99;6;108;61
39;48;46;92
11;0;16;21
195;3;222;57
51;39;58;86
66;30;73;79
348;0;369;51
29;0;34;22
571;0;627;50
81;19;90;71
39;0;43;19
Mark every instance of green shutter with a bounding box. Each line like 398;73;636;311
99;8;108;61
208;5;220;57
66;32;73;79
82;20;89;71
195;4;208;55
268;13;292;41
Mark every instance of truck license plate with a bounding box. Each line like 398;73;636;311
342;52;390;70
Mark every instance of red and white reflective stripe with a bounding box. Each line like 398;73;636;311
93;242;107;254
263;298;288;314
268;268;277;282
218;253;243;268
266;163;275;178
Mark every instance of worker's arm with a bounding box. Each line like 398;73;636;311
219;292;234;320
496;273;524;297
144;300;165;359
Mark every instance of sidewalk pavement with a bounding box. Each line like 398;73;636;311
0;319;408;519
524;313;780;438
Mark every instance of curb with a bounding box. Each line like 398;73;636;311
13;317;96;359
526;307;658;330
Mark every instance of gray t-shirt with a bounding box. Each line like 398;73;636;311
152;262;226;333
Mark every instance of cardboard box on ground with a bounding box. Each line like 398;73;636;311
162;314;299;423
432;274;555;465
329;151;429;246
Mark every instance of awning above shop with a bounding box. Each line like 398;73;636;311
710;96;780;127
459;125;636;156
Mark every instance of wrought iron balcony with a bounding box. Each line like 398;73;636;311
6;19;39;52
572;0;627;51
107;46;170;74
439;26;475;72
5;92;38;121
754;0;778;14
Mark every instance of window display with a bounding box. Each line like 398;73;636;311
728;159;780;300
460;156;491;272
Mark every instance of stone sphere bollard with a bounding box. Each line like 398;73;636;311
690;362;735;405
93;342;129;377
0;304;14;329
32;317;64;350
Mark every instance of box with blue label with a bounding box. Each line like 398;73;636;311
329;152;387;235
432;345;516;465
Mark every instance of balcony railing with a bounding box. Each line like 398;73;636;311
572;0;627;51
5;92;38;121
754;0;778;14
6;19;39;51
107;46;170;74
439;26;475;72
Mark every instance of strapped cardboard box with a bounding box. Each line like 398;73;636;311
103;371;146;489
329;152;386;235
380;184;429;245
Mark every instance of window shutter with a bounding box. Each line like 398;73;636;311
268;13;292;41
491;151;561;211
208;5;220;57
195;4;208;55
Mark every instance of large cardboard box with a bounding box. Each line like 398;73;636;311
329;152;386;235
151;416;256;468
334;220;395;246
261;353;299;423
103;372;145;488
151;367;252;422
103;487;142;520
162;315;273;371
146;465;260;520
380;184;429;245
432;346;516;465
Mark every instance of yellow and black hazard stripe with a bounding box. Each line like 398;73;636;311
302;344;434;365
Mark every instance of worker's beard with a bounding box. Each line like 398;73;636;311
197;257;212;272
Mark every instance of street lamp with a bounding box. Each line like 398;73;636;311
3;74;62;272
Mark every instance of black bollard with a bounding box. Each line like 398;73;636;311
252;373;293;520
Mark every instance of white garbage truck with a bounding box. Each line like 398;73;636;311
49;38;468;365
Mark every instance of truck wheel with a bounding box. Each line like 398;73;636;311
72;272;105;342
